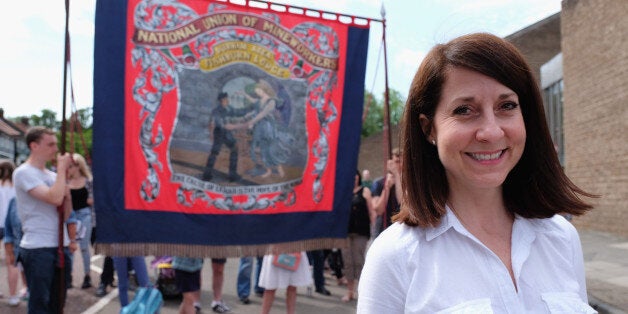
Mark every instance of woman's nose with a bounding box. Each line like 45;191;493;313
475;113;505;142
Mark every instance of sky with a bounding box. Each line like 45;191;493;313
0;0;561;119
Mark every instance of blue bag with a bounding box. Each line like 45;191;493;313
121;287;163;314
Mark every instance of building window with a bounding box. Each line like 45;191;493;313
543;79;564;166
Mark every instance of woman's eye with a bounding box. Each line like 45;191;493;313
501;102;519;110
453;105;472;115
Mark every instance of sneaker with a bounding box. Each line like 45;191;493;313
194;301;201;313
239;296;250;304
211;300;231;313
95;282;107;297
8;295;20;306
315;288;331;296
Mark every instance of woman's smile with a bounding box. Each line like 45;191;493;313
466;149;507;163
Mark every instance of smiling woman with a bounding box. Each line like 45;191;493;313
358;33;597;313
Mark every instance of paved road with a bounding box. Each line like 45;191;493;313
0;252;356;314
2;227;628;313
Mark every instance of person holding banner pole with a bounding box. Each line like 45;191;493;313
370;147;402;237
13;126;73;313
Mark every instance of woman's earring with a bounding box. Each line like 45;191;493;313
432;140;436;145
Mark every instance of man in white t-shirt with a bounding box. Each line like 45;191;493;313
13;126;73;313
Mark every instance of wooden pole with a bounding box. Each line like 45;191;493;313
61;0;69;152
381;4;392;174
57;1;70;313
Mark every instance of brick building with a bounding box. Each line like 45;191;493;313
505;12;562;86
560;0;628;236
356;124;399;181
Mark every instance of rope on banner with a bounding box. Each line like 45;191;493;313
216;0;383;27
363;39;384;124
67;62;91;165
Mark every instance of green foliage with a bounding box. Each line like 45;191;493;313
361;88;406;138
59;129;93;160
25;108;93;159
361;91;383;137
75;108;93;129
29;109;60;130
388;89;405;124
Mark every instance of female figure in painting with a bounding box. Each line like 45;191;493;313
240;79;292;179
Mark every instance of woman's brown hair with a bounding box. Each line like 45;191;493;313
0;159;15;185
396;33;595;228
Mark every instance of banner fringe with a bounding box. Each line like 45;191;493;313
95;238;349;258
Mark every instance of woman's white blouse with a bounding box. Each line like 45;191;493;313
358;207;597;313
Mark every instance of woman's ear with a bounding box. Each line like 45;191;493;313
419;114;433;142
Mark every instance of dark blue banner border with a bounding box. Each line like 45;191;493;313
93;1;369;246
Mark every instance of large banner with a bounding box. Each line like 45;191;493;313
93;0;370;257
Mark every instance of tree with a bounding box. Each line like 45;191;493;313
29;109;60;130
360;88;405;138
388;89;405;125
63;128;92;161
361;91;383;137
62;108;93;159
74;107;93;129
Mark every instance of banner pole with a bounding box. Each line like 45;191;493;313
61;1;69;150
381;4;392;174
57;1;70;313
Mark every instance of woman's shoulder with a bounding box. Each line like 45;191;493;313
524;214;579;241
370;223;425;258
531;213;575;229
363;223;426;287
